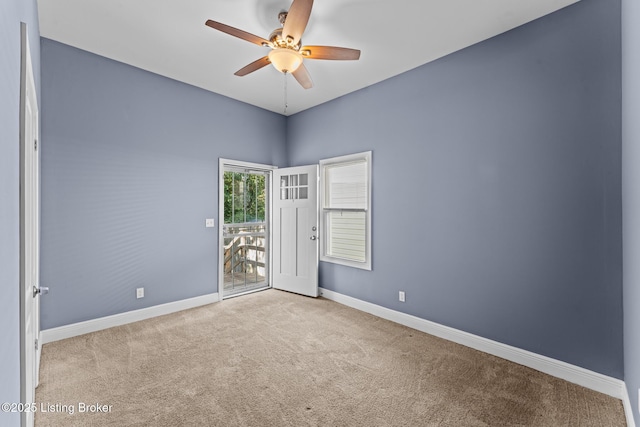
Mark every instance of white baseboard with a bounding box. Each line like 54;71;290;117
319;288;627;402
623;383;637;427
40;293;218;344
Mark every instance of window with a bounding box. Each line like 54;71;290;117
320;151;372;270
279;173;308;200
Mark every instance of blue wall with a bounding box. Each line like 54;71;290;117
623;0;640;421
0;0;632;423
0;0;40;425
38;0;625;385
288;0;623;378
40;39;286;329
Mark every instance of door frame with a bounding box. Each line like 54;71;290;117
217;159;277;300
19;22;40;427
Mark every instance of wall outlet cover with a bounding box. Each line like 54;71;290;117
205;218;215;228
136;288;144;299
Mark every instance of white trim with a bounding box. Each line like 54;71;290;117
319;287;627;402
40;293;218;344
623;383;637;427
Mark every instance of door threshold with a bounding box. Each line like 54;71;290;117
222;285;271;300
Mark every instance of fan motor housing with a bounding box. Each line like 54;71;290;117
269;27;301;50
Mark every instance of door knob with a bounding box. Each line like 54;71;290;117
310;236;317;241
33;286;49;297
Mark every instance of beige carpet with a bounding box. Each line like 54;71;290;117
36;289;625;426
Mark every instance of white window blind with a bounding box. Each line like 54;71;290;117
324;160;368;210
327;211;366;262
320;152;371;270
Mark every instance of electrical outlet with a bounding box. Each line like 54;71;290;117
136;287;144;299
205;218;215;228
399;291;405;302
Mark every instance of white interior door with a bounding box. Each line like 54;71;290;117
20;23;42;427
273;165;319;297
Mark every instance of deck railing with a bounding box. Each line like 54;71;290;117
223;223;267;287
224;236;266;274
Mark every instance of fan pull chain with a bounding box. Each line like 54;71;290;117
283;71;288;115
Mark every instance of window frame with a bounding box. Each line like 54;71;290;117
319;151;372;270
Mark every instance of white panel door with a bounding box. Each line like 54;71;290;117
273;165;319;297
20;23;42;427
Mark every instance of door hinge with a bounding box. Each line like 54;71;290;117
35;338;39;351
34;139;38;151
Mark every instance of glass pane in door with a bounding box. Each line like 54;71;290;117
223;170;268;297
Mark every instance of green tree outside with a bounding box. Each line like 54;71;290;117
224;172;266;224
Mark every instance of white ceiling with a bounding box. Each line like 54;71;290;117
37;0;579;116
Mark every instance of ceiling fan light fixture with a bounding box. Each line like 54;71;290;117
268;48;303;74
206;0;360;90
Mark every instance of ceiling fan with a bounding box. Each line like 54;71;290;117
205;0;360;89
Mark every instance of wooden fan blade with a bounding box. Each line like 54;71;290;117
301;45;361;60
235;56;271;76
282;0;313;46
292;63;313;89
205;20;271;47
